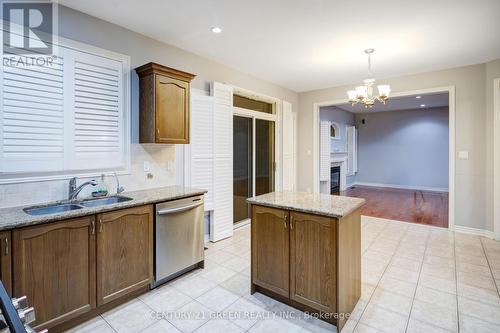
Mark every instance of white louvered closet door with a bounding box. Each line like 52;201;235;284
189;92;215;210
346;126;357;176
0;54;65;172
211;82;233;241
64;49;125;170
282;101;296;191
320;121;331;181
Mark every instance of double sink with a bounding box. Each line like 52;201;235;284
24;196;133;216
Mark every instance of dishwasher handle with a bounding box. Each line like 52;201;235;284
157;201;203;215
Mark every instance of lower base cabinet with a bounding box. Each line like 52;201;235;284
0;231;12;295
97;205;153;305
251;204;361;331
13;216;96;330
290;211;336;314
11;205;153;331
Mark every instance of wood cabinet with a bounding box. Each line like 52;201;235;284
251;206;289;297
135;62;196;144
0;231;12;295
12;216;96;330
96;205;153;305
290;211;336;314
251;204;361;331
9;204;154;331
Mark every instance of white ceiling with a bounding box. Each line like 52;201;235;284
59;0;500;92
332;92;449;113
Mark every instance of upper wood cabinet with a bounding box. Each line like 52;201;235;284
0;231;12;296
251;205;289;297
96;205;153;306
135;63;196;144
12;216;96;331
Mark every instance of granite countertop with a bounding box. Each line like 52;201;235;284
247;191;365;218
0;186;207;231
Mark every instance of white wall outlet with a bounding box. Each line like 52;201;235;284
458;151;469;160
143;161;151;172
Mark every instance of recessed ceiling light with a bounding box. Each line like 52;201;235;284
416;96;422;99
211;27;222;34
420;104;426;107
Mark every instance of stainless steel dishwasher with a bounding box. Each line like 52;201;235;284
152;195;204;288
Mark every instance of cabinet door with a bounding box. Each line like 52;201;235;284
12;217;96;330
251;205;289;297
290;211;336;313
0;231;11;295
155;75;190;144
96;205;153;305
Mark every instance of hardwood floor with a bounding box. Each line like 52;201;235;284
341;185;449;228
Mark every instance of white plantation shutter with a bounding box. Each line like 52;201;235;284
0;43;129;179
282;101;296;191
188;92;215;210
0;55;65;172
320;121;331;181
211;82;233;241
65;50;124;170
346;126;357;176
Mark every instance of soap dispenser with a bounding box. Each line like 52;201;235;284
92;174;109;197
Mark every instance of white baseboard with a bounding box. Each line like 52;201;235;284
454;226;496;239
351;181;448;193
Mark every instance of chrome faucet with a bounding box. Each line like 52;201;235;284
68;177;98;200
113;172;125;194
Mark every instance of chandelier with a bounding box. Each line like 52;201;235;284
347;49;391;108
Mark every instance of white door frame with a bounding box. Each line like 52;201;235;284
493;78;500;240
312;86;456;230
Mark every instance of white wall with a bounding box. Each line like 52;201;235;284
0;6;298;209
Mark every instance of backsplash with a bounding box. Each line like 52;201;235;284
0;144;176;209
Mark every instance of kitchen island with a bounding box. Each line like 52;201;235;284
247;191;365;331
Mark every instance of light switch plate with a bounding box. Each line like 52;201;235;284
143;161;151;172
458;151;469;160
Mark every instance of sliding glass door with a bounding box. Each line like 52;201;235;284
233;116;253;223
255;119;275;196
233;112;276;224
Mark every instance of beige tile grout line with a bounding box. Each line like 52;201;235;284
452;230;460;333
351;221;409;332
479;237;500;298
403;226;431;333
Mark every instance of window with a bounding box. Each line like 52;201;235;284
330;122;340;140
0;41;130;183
233;94;273;113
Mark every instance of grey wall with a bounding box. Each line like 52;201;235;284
354;108;449;190
0;6;299;209
320;106;355;185
57;6;299;144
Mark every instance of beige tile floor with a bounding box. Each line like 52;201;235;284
67;216;500;333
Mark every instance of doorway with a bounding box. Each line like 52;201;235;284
232;96;276;225
312;87;456;229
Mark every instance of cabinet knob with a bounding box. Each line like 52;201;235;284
283;214;287;229
3;237;8;256
18;306;36;325
12;296;28;310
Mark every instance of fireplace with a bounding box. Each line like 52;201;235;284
331;166;341;194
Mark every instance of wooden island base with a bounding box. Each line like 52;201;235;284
250;204;362;331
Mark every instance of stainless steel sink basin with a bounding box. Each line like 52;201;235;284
80;195;133;208
24;204;84;216
23;196;133;216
